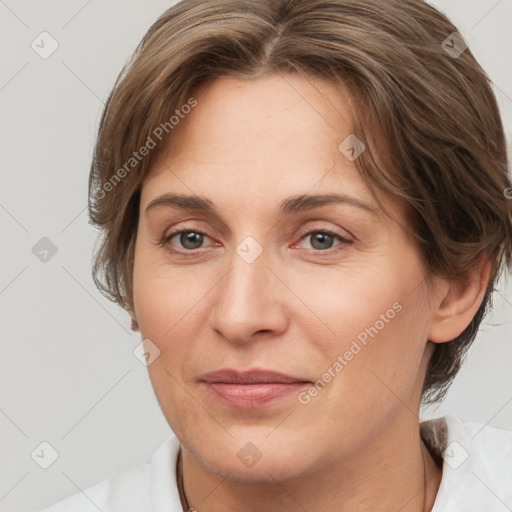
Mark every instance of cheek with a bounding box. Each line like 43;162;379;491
133;256;211;439
294;254;430;402
132;246;211;344
284;261;405;352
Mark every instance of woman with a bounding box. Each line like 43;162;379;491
41;0;512;510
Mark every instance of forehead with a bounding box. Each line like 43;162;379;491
139;73;402;225
170;73;353;157
146;74;351;176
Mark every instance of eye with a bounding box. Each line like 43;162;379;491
161;227;352;256
163;229;212;252
296;229;352;252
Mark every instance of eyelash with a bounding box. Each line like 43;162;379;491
160;227;352;257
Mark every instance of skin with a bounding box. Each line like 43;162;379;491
131;73;490;511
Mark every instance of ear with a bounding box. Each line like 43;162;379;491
428;255;492;343
129;310;140;332
131;317;140;332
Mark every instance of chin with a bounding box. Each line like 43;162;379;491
188;430;320;482
205;452;311;483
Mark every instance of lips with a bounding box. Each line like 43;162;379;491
198;368;311;408
198;368;311;384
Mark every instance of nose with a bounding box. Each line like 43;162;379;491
209;243;289;345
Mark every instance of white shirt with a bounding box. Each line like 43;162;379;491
39;415;512;511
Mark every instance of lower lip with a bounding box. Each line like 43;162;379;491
200;382;310;408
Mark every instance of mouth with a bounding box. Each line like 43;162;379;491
198;368;312;408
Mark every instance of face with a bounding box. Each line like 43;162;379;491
133;73;435;481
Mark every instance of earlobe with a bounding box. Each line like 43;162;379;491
428;255;492;344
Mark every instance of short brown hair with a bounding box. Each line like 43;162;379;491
88;0;512;404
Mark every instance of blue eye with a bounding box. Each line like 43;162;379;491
302;230;348;251
164;229;210;250
302;231;341;251
162;228;352;256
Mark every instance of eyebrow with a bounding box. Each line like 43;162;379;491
145;192;379;217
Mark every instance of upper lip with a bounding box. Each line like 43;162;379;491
198;368;311;384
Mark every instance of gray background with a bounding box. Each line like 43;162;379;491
0;1;511;510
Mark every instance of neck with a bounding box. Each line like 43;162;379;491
179;410;442;512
